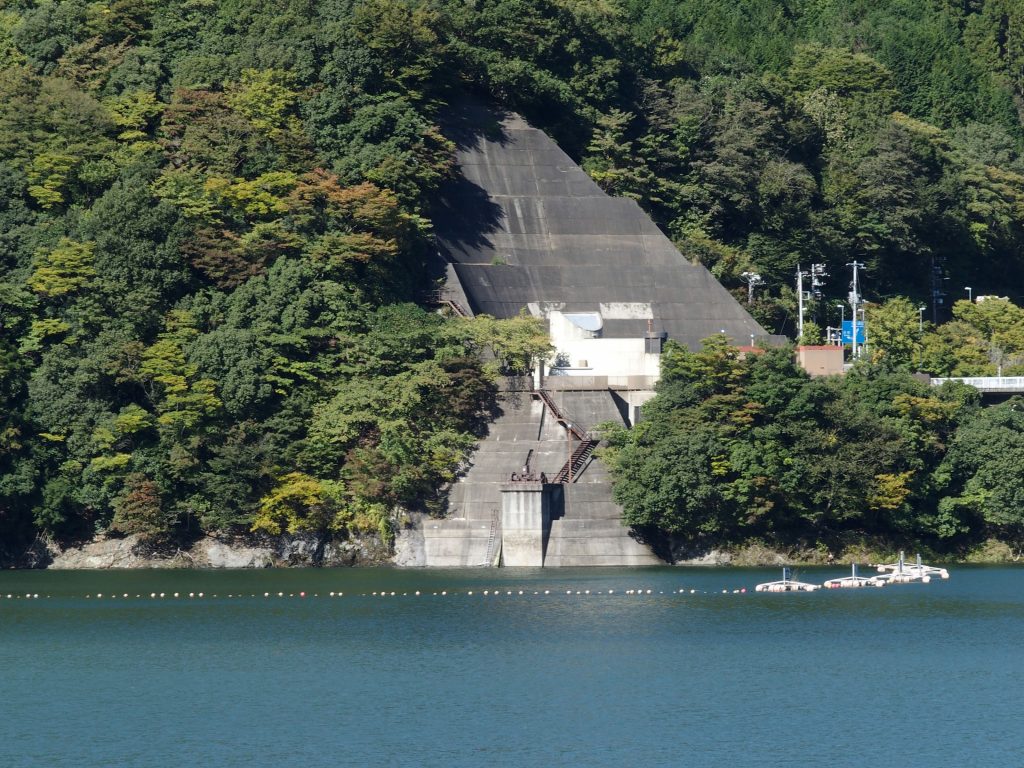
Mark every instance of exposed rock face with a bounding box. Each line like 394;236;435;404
44;532;390;569
48;536;155;570
672;549;734;566
392;512;427;567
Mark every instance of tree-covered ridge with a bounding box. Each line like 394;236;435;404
0;0;561;551
0;0;1022;557
602;338;1024;557
588;1;1024;330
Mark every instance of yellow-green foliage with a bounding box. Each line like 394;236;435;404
252;472;347;535
26;153;79;209
451;312;553;376
29;239;96;297
140;311;222;430
20;318;71;353
106;90;163;144
114;405;154;435
89;453;132;472
226;69;302;138
868;471;914;511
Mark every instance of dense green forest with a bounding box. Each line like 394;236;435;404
602;339;1024;558
0;0;1022;559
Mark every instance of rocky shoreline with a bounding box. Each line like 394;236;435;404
2;531;1018;570
3;532;392;570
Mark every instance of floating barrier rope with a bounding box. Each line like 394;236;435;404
3;569;951;603
2;586;758;601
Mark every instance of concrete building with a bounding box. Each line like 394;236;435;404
796;345;845;377
395;102;773;567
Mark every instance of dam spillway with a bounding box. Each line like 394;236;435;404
396;103;768;567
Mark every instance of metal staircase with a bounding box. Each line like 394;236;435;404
553;439;598;483
535;389;597;483
425;290;472;318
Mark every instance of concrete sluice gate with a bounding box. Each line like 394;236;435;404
396;101;772;567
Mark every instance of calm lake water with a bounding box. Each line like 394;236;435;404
1;566;1021;767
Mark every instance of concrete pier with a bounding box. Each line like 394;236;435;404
500;482;552;566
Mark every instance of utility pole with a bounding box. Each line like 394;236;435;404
796;264;827;343
741;271;763;305
930;254;947;324
847;261;864;358
796;266;807;341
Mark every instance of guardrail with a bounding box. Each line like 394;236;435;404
541;375;657;391
931;376;1024;392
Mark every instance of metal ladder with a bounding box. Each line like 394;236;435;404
480;510;500;566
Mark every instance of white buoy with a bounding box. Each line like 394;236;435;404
197;592;203;598
544;590;550;595
441;591;447;596
468;591;473;595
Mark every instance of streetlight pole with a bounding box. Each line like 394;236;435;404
965;286;973;302
918;305;926;333
847;262;864;358
796;265;806;341
859;308;867;358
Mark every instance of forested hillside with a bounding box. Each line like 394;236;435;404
601;339;1024;559
1;0;1022;558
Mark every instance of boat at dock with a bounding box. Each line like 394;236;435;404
755;568;821;592
823;563;886;589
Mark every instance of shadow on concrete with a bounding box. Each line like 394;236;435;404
439;99;512;151
432;172;504;256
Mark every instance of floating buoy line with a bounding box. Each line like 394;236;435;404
0;556;949;604
3;587;753;602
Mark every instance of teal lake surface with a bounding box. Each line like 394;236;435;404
1;566;1021;767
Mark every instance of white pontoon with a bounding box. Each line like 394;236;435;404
823;563;886;589
875;552;949;584
755;567;821;592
